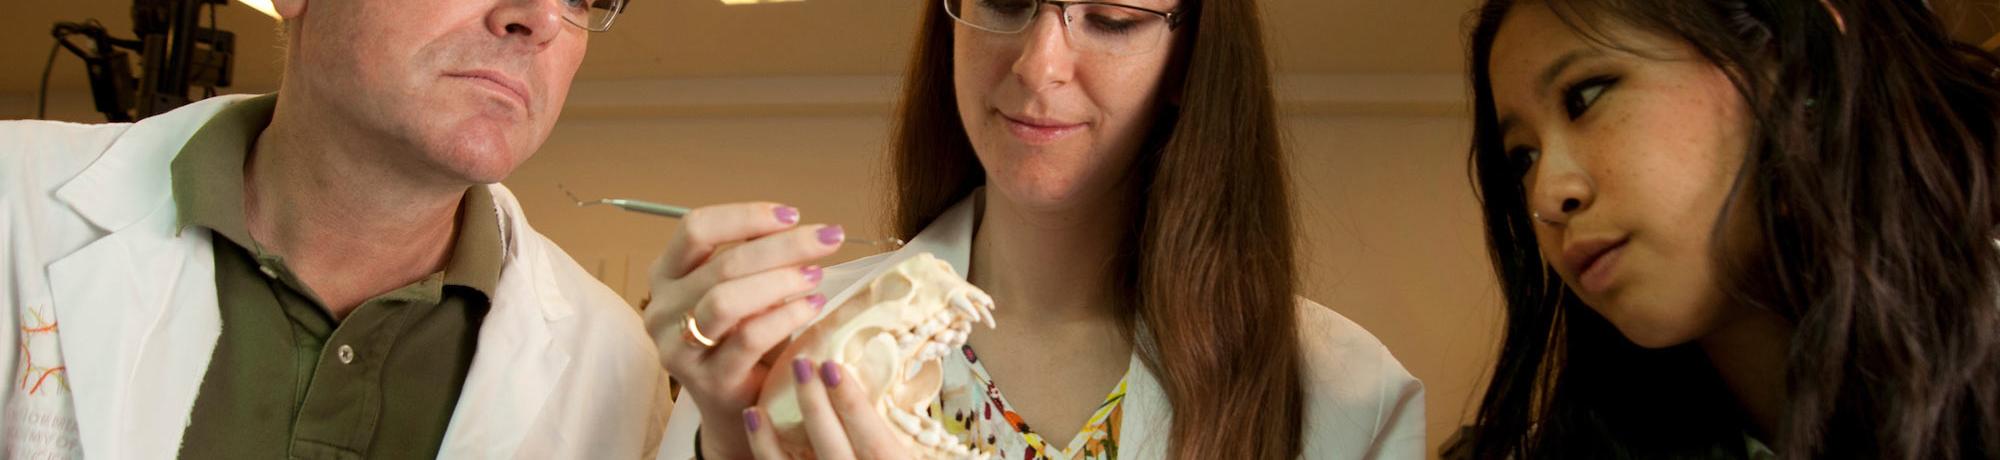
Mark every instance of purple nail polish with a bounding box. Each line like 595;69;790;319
743;409;761;433
802;265;823;284
775;206;800;225
817;225;845;246
793;358;813;383
808;294;828;311
820;361;843;388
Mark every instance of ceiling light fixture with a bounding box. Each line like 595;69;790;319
236;0;281;19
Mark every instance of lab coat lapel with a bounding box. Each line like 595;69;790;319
1115;346;1169;460
44;97;242;459
438;185;574;458
46;215;222;460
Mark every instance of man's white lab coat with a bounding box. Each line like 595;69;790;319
1;95;669;459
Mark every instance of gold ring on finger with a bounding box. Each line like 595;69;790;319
682;311;719;349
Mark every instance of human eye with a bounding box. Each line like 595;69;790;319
1506;145;1542;178
1562;75;1619;120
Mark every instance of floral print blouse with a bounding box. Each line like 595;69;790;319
928;344;1129;460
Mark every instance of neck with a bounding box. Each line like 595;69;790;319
1698;305;1794;443
244;96;469;319
968;187;1132;326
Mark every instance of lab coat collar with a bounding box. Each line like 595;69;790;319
55;95;252;234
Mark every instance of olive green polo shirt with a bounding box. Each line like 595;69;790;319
167;94;504;459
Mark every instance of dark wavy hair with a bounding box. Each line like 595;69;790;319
1465;0;2000;458
887;0;1305;457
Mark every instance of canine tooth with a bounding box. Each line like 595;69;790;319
919;430;942;446
953;296;976;317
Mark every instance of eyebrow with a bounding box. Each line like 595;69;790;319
1537;48;1604;98
1493;47;1605;147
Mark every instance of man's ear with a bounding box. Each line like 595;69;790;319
272;0;306;21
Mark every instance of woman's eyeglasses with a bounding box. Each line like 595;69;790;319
944;0;1186;57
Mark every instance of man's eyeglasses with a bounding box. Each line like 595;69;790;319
943;0;1186;57
561;0;629;33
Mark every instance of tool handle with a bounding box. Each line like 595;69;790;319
608;199;691;218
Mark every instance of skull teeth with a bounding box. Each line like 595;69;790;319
949;290;999;330
888;404;987;459
874;288;996;458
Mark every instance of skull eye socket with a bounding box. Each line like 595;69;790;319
868;271;918;304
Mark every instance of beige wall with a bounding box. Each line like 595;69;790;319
1286;115;1500;454
4;78;1501;457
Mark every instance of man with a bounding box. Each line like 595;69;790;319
0;0;666;457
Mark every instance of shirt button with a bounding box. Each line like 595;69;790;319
258;265;279;279
337;345;355;364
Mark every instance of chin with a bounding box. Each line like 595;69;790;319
986;155;1133;203
987;173;1099;208
1592;298;1711;349
426;131;533;185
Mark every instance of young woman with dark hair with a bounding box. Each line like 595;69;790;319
648;1;1424;459
1464;0;2000;458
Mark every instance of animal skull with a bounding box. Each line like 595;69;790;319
758;253;997;459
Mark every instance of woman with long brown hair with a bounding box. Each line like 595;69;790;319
648;0;1423;459
1462;0;2000;458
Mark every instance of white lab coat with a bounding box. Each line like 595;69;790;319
656;194;1426;459
0;95;670;459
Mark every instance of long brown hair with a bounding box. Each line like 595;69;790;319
1465;0;2000;458
889;0;1305;457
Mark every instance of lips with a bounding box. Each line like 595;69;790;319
1561;237;1628;294
1000;113;1085;145
445;70;531;110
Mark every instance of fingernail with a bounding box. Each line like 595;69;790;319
808;294;827;311
743;408;761;433
801;265;823;284
774;206;800;225
793;358;813;383
820;361;843;388
817;225;845;246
